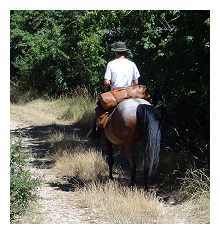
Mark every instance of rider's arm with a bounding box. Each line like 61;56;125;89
132;79;138;86
104;79;111;86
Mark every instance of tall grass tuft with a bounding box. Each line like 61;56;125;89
46;130;109;181
53;148;108;181
77;180;167;224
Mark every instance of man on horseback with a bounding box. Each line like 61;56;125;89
88;42;161;189
88;41;144;145
103;41;140;89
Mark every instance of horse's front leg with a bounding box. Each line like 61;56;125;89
105;137;114;180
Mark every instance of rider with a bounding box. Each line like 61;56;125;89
88;41;141;145
104;41;140;89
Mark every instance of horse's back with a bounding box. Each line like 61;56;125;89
117;98;151;125
117;98;151;112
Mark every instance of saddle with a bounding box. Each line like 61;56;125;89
96;84;150;129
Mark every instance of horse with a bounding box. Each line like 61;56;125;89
89;98;161;190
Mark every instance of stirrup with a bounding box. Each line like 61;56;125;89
87;129;93;138
87;129;101;146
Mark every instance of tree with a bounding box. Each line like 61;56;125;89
10;10;109;95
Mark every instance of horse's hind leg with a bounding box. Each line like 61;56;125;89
144;149;151;191
144;160;149;191
105;137;114;180
125;147;136;187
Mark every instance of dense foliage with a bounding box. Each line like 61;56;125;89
10;10;210;182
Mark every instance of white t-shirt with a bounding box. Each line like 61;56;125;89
104;58;140;90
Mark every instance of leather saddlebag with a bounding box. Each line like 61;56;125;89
95;106;109;129
99;84;149;111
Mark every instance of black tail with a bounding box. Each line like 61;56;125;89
136;104;161;176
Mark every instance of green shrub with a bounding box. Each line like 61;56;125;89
10;135;41;223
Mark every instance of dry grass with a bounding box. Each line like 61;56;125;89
10;93;96;127
52;146;108;181
44;130;171;224
43;129;108;181
75;179;210;224
178;169;210;199
76;181;168;224
46;131;210;224
10;102;58;126
46;130;210;224
10;93;210;224
175;169;210;223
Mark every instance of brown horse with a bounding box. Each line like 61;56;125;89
89;98;161;190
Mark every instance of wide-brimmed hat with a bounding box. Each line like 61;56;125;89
111;41;129;52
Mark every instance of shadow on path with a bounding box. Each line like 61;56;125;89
10;122;156;191
11;123;92;169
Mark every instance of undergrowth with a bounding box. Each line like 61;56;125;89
177;169;210;222
10;134;41;223
178;169;210;201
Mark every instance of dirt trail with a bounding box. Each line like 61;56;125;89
10;120;103;224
